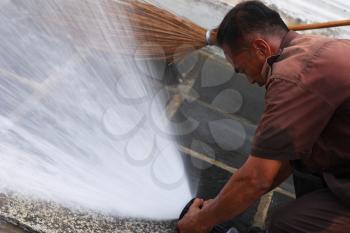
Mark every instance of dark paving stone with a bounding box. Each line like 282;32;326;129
189;54;266;124
265;191;295;228
279;176;295;194
173;98;295;192
175;99;256;167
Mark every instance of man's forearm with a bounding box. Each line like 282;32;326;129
195;157;291;230
270;161;292;190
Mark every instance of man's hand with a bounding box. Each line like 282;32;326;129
176;198;212;233
203;199;214;207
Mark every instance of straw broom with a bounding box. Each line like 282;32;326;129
116;0;213;61
116;0;350;61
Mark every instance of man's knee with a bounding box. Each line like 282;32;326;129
268;204;294;233
268;189;350;233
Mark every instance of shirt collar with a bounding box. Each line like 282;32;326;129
260;54;280;84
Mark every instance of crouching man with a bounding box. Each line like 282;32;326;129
177;1;350;232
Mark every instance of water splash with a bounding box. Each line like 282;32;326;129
0;0;191;219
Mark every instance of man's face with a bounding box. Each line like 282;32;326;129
222;41;267;86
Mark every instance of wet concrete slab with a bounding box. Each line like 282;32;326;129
0;194;176;233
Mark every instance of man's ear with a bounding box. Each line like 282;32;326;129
252;39;271;59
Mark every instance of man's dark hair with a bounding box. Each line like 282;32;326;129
217;1;288;50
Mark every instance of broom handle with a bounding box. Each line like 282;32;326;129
208;19;350;45
288;19;350;31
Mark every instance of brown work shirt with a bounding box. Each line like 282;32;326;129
251;31;350;204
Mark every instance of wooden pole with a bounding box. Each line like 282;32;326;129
289;19;350;31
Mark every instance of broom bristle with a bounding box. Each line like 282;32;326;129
116;0;212;61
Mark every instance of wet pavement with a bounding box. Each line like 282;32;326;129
0;220;28;233
0;194;177;233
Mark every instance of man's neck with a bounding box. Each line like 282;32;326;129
269;32;288;55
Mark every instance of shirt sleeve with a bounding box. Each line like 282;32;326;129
251;77;335;160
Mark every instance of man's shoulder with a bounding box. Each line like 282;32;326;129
268;35;350;106
271;34;334;79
